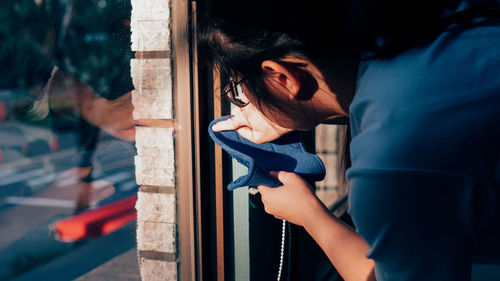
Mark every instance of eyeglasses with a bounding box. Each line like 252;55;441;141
222;78;249;108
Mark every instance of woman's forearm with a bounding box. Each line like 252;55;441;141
256;172;376;281
303;202;376;281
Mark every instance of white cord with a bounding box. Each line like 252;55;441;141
248;187;259;195
277;219;286;281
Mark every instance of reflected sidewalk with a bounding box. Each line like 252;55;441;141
74;248;140;281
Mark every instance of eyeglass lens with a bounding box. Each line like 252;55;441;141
225;80;248;107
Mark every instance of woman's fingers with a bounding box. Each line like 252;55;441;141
212;115;247;132
270;170;293;183
211;114;263;142
211;103;293;143
257;184;273;194
234;126;257;142
256;170;324;225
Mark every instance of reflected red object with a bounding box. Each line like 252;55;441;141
50;136;59;151
52;195;137;242
0;102;7;120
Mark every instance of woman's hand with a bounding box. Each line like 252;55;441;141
257;171;327;226
79;91;136;141
211;102;293;144
93;92;136;141
259;171;376;281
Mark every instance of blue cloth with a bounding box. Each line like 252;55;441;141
209;115;326;190
347;23;500;281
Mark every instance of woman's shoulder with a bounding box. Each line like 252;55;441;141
354;23;500;107
350;24;500;173
352;23;500;133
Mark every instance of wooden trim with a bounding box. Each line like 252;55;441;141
213;67;226;281
139;185;176;194
138;250;177;262
171;0;196;280
191;1;205;280
135;119;178;129
134;51;171;59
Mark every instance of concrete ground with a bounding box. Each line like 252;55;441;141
74;248;140;281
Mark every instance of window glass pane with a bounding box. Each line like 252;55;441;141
0;1;138;280
315;124;348;215
232;160;250;281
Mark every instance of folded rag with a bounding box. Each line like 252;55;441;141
208;115;326;190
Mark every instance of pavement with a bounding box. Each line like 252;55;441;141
74;248;140;281
10;221;137;281
0;120;139;280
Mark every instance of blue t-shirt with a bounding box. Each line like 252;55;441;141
347;23;500;281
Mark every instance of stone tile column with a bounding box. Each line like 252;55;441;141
130;1;178;280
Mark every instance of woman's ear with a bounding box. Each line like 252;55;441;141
261;60;301;99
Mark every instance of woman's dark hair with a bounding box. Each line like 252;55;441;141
197;0;349;107
197;0;472;104
198;17;306;107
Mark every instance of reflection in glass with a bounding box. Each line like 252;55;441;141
0;1;138;280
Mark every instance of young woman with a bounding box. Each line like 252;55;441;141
200;1;500;280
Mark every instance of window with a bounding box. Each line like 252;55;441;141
0;1;138;280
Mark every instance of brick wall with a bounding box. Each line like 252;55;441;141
130;0;178;280
315;124;348;216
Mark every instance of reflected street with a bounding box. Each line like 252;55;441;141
0;120;138;280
